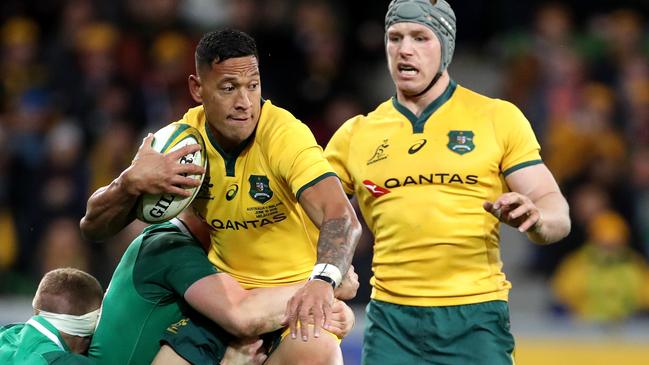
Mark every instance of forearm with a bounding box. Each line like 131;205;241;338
287;176;362;339
526;191;571;244
80;170;138;240
233;284;303;337
316;214;362;275
187;275;302;338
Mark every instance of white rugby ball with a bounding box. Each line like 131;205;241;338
136;123;207;224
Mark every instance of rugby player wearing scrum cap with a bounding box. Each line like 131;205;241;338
324;1;570;363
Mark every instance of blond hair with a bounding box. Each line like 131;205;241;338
33;268;103;316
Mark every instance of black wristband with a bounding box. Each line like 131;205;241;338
310;275;336;289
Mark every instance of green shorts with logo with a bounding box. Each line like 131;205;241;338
160;312;285;364
362;299;515;365
160;311;233;364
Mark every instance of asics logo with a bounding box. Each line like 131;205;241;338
225;184;239;201
408;139;427;154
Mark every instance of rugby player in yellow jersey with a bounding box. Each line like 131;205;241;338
324;1;571;364
80;28;361;364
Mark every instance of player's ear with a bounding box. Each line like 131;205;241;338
188;74;203;103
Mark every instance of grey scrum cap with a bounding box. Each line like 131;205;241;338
385;0;456;74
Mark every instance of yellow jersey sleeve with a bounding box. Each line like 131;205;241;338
495;100;542;175
324;118;356;195
258;104;335;200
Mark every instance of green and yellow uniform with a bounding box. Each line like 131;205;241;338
88;219;221;365
325;81;540;364
176;100;335;288
0;316;92;365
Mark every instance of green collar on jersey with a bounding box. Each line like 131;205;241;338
392;79;457;133
204;99;266;177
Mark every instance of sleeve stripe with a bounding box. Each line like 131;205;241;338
503;159;543;176
295;172;338;201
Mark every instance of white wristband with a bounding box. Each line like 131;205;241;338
310;263;343;288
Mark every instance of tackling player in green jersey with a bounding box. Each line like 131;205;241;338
324;1;571;364
88;211;356;365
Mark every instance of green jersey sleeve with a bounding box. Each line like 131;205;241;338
134;231;219;302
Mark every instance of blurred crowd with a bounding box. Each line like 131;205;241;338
0;0;648;324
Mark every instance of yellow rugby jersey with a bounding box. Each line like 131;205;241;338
325;81;542;306
174;100;336;288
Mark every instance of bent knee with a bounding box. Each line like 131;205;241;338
290;348;342;365
272;335;342;365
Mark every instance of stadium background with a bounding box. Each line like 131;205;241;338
1;0;648;363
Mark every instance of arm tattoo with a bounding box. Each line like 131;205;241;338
317;217;357;273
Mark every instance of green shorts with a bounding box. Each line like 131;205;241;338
161;312;285;364
362;299;515;365
160;312;233;364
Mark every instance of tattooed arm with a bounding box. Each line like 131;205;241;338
286;175;362;341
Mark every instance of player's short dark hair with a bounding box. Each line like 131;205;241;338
33;268;103;316
195;28;258;69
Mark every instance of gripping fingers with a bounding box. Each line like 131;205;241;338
254;353;268;365
170;175;202;188
312;304;324;340
316;303;332;329
328;304;344;334
483;201;498;215
517;210;540;232
287;298;299;340
507;204;530;220
165;185;193;197
169;143;201;160
138;133;154;147
248;338;263;351
312;302;332;338
172;160;205;178
326;321;344;338
349;266;358;282
299;302;313;341
133;134;155;161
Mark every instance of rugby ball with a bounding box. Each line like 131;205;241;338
136;123;207;223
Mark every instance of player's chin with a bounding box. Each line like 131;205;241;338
397;82;427;97
225;126;254;143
